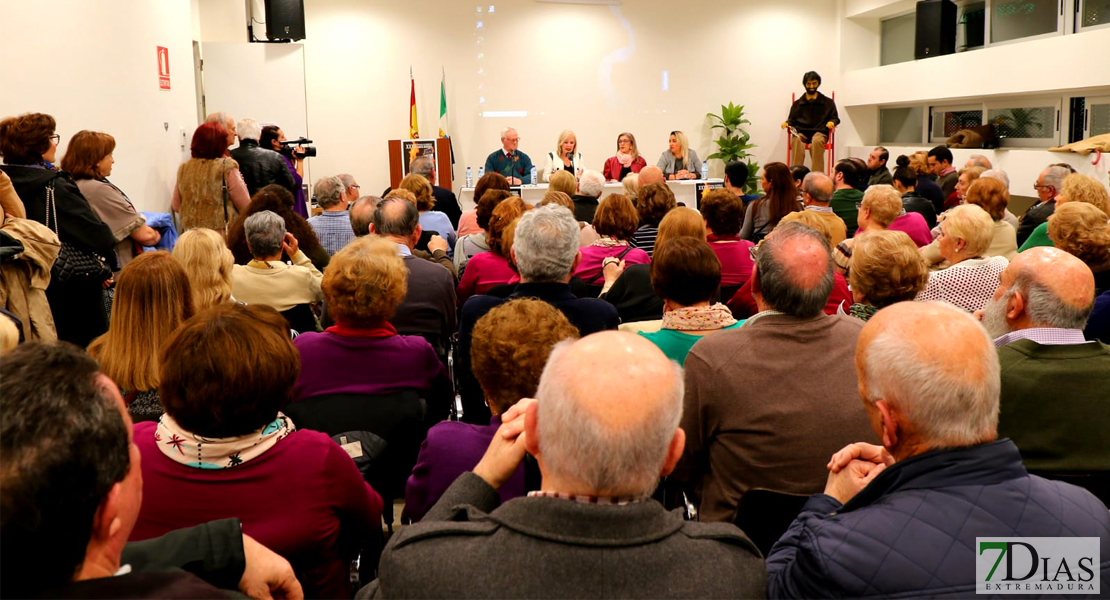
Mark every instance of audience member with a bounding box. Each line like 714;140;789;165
1048;202;1110;294
700;189;756;288
374;188;456;277
87;252;195;423
230;210;323;317
965;154;992;169
0;194;59;343
927;144;958;201
1020;173;1110;251
348;194;380;236
603;207;703;323
979;247;1109;473
916;204;1007;312
229;117;296;197
457;172;511;236
547;169;578;197
483;127;531;185
765;300;1110;598
131;303;382;598
455;189;510;276
658;130;703;180
307;175;356;255
172;121;251;232
676;221;874;522
780;171;846;246
539;190;574;210
632;182;677;256
638;165;666;186
866;146;892;186
829;158;865;237
602;132;646;182
540;129;584;181
954;165;985;205
410;155;462;228
832;184;913;275
640;236;741;364
0;112;116;347
368;331;765;598
907;151;945;213
403;299;579;523
575;193;650;285
457;205;619;424
890;159;937;229
1087;288;1110;343
367;197;457;356
621;172;642;200
1016;165;1069;245
227;184;330;271
724;160;758;204
979;169;1022;230
790;165;810;203
63;130;160;271
401;172;457;253
0;342;302;599
740;162;799;243
260;124;308;217
173;227;236;312
456;197;532;302
847;230;928;321
571;169;605;223
965;177;1018;258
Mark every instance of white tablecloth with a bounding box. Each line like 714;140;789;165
457;179;724;213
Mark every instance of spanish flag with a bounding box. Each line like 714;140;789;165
409;67;419;139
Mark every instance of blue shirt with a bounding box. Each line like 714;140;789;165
419;211;457;257
306;210;354;256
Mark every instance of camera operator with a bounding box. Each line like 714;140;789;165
260;125;310;218
230;118;297;197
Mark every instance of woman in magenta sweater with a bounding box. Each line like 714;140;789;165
700;189;755;289
575;193;650;285
131;303;382;598
456;197;532;303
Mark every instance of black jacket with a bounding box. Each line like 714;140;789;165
229;140;296;197
901;191;937;229
432;185;462;228
0;165;114;254
1017;199;1056;245
571;194;599;223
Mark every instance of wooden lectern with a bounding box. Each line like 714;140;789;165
388;138;453;191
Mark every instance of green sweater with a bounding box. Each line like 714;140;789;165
1017;221;1053;252
830;188;863;238
639;322;743;365
997;338;1110;472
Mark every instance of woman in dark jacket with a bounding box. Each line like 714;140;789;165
892;156;938;229
0;113;115;346
226;184;330;272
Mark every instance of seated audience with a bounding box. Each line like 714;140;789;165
832;184;910;276
927;144;959;206
457;205;619;424
640;237;741;364
866;146;891;186
1020;173;1110;251
454;189;509;277
131;303;383;598
575;193;650;285
724;160;759;205
401;173;457;255
829;158;865;237
980;247;1110;472
965;154;992;169
230;211;323;316
1016;165;1069;246
741;162;799;243
457;172;510;236
916;204;1008;313
637;165;666;186
171;121;251;232
621;172;641;200
547;169;578;198
353;192;455;278
676;222;874;522
0;342;302;599
602;131;647;181
779;171;847;246
227;184;330;271
700;189;756;288
410;155;462;228
631;182;677;256
173;227;236;312
766;301;1110;598
978;168;1022;230
890;156;937;229
539;190;574;210
367;332;765;598
571;169;605;224
368;196;457;356
790;165;811;202
846;230;928;321
908;150;945;214
603;206;704;323
403;299;579;523
87;252;195;423
1048;202;1110;294
456;197;532;302
922;177;1018;266
306;175;355;255
954;165;985;204
1087;288;1110;343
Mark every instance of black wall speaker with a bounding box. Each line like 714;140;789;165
915;0;957;60
265;0;306;41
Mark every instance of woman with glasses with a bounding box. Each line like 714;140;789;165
0;112;116;347
602;132;646;182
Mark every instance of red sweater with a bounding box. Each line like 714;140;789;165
727;271;853;320
131;423;383;598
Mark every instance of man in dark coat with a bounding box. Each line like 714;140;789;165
229;117;296;196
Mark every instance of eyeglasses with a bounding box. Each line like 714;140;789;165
49;134;60;144
351;185;360;191
1033;184;1051;190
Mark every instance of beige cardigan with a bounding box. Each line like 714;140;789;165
230;250;322;312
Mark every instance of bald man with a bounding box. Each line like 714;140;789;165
766;301;1110;598
979;247;1110;473
637;165;666;186
364;332;766;598
674;221;873;523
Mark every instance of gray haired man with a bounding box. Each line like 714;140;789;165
229;117;297;196
230;210;323;312
363;331;766;598
571;169;605;224
307;175;355;255
1017;164;1069;245
410;155;462;228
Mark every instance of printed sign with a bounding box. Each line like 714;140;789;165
695;180;725;205
402;139;437;175
157;46;170;91
977;537;1099;594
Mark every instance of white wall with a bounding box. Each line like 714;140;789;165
0;0;199;212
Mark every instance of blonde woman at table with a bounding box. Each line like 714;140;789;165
541;130;584;182
657;131;702;180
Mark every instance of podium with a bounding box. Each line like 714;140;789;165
388;138;453;191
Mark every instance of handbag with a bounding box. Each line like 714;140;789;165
45;180;112;284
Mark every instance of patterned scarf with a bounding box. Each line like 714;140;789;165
616;151;634;167
591;237;628;248
849;303;879;321
155;413;295;469
662;303;737;331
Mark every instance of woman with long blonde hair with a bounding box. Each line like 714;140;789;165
657;130;703;181
172;228;235;312
87;251;194;422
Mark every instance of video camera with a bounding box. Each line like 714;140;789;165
279;137;317;159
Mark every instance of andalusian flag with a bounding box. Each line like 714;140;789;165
438;68;448;138
409;67;419;139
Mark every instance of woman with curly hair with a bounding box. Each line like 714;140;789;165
630;182;677;257
173;228;235;311
456;197;533;303
847;230;929;321
575;194;650;284
739;162;800;243
1020;173;1110;252
1048;202;1110;295
226;183;329;271
457;171;510;236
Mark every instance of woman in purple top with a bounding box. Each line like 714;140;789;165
700;189;756;288
403;298;580;522
292;236;452;414
575;193;650;284
260;125;308;217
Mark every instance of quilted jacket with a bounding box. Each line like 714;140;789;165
766;439;1110;598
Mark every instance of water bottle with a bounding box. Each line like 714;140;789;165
530;165;538;185
477;166;484;179
466;166;473;188
701;161;709;180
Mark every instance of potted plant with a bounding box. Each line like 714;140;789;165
706;102;759;194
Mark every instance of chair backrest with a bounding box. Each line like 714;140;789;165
281;303;318;335
734;488;811;557
1029;470;1110;506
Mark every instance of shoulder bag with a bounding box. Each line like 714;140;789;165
45;180;112;284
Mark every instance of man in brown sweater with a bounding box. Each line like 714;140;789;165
674;221;875;523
